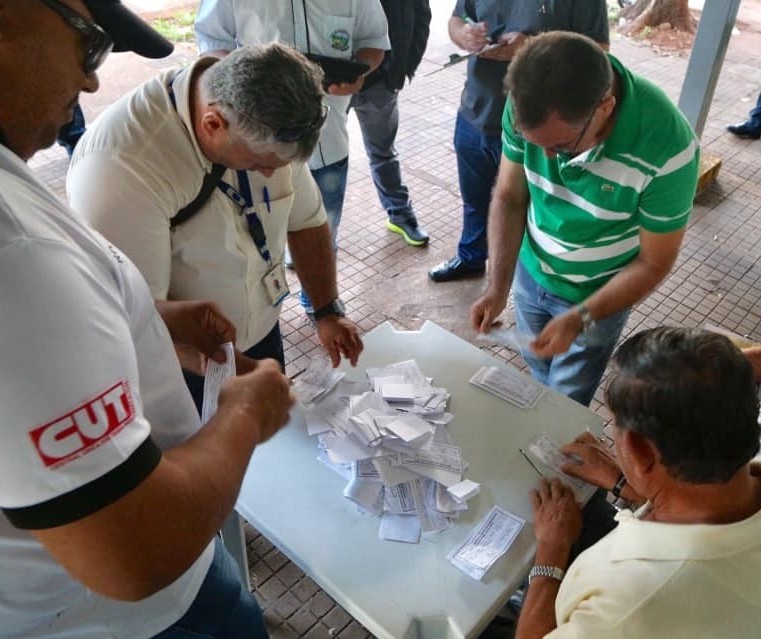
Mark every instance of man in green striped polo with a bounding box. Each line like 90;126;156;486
471;32;699;406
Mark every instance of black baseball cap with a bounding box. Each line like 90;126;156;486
83;0;173;58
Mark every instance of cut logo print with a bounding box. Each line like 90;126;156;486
29;381;135;469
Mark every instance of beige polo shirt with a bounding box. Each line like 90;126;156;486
546;485;761;638
67;58;326;351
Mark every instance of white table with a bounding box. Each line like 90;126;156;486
229;321;603;639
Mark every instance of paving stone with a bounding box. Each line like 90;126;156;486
323;606;352;634
337;620;372;639
276;561;306;588
257;576;287;606
287;605;319;636
308;591;336;618
304;623;336;639
273;591;301;620
291;576;320;603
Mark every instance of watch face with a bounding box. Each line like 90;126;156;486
333;299;346;316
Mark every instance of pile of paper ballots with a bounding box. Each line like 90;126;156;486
292;357;480;544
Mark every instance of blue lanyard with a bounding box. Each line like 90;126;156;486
218;170;272;265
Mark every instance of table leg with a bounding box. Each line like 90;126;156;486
221;510;251;588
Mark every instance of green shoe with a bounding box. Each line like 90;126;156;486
386;214;430;246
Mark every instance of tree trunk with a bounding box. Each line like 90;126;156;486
622;0;696;35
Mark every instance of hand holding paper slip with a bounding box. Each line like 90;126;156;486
201;342;236;424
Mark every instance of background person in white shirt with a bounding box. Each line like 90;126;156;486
68;45;364;411
194;0;389;317
517;326;761;639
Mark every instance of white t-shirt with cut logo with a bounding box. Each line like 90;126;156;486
0;145;213;639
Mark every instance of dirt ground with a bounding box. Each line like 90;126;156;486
620;0;761;59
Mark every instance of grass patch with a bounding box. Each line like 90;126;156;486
151;10;196;43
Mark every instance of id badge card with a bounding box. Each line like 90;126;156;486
263;262;289;307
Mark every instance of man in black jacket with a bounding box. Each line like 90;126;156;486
350;0;431;246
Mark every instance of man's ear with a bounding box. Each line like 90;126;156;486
198;108;229;140
620;429;658;480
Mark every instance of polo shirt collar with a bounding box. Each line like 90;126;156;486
609;480;761;562
168;57;218;173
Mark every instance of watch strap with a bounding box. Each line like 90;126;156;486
575;303;594;334
313;298;345;321
528;564;565;585
610;472;627;499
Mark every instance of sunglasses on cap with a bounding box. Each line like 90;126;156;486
37;0;114;75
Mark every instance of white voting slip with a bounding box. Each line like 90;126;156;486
232;322;603;639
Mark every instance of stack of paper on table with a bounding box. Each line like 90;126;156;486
293;358;479;545
470;365;544;409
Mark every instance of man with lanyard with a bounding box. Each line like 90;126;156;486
429;0;609;283
471;32;700;406
0;1;293;637
194;0;389;318
68;44;364;411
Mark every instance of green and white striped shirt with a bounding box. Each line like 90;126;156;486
502;55;700;303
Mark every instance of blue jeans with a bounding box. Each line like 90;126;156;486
351;83;413;216
512;262;630;406
454;113;502;267
749;90;761;126
300;157;349;312
183;322;285;415
152;538;268;639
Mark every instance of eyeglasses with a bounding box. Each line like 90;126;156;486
567;100;601;155
255;103;330;143
37;0;114;75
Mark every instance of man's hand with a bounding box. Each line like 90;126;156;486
530;309;582;358
156;300;236;372
315;316;363;367
531;478;582;563
218;358;293;445
560;432;621;490
478;31;528;62
471;290;507;333
327;76;366;96
459;20;491;52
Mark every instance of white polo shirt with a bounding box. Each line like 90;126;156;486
67;59;327;352
547;483;761;639
0;145;212;638
194;0;390;170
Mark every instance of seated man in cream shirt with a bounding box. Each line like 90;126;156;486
517;326;761;639
68;44;363;409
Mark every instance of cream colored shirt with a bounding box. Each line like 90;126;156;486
67;59;326;351
547;493;761;638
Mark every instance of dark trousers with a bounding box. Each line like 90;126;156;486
453;112;503;267
183;321;285;416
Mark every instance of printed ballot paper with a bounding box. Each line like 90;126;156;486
201;342;236;424
448;506;525;581
297;357;485;543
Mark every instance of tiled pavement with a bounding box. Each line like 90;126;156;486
29;6;761;638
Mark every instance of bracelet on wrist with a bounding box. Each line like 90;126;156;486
610;472;627;499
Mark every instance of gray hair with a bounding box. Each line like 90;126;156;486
202;43;325;161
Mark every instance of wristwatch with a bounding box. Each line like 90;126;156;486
574;303;596;335
528;565;566;585
313;298;346;321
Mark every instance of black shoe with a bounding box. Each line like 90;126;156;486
428;256;485;283
726;121;761;139
386;213;430;246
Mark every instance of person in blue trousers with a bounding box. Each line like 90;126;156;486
727;90;761;140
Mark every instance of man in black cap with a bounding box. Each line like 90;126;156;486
0;2;291;637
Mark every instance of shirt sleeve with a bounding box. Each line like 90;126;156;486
0;238;160;528
637;137;700;234
501;97;526;163
67;152;174;300
287;162;328;231
570;0;610;45
452;0;470;20
194;0;238;53
353;0;391;52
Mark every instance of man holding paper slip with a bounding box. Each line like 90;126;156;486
514;327;761;639
471;32;699;406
